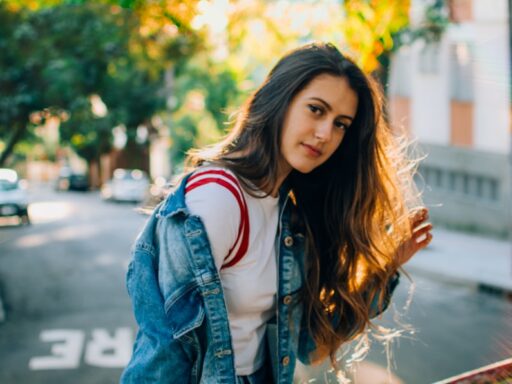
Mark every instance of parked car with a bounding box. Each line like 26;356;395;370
55;166;89;191
0;168;30;224
101;168;149;203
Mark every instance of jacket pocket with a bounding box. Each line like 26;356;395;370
164;285;205;340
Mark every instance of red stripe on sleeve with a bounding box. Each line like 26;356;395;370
185;170;250;268
187;169;240;188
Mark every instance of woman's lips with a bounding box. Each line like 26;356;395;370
301;143;322;157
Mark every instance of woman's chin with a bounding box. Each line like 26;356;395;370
293;165;317;174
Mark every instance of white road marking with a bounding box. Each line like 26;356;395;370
29;330;85;370
29;328;134;370
84;327;133;367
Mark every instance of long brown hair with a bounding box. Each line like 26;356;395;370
187;42;419;364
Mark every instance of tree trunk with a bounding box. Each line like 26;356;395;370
0;122;27;167
376;51;391;97
89;158;101;189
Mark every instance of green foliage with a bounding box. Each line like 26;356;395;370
174;59;242;128
0;5;40;127
59;96;113;160
342;0;411;73
0;3;135;163
409;0;450;43
0;1;203;166
205;70;241;130
168;57;242;167
169;114;198;166
341;0;449;90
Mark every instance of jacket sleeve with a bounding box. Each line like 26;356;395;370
120;244;194;383
367;272;400;318
296;273;400;365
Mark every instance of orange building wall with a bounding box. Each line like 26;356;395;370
450;100;473;147
449;0;473;23
389;96;411;135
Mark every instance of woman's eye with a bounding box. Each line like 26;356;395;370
308;104;322;114
334;121;347;130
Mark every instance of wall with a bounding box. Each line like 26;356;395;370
389;0;511;237
419;143;511;237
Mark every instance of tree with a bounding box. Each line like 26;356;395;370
0;0;203;167
0;4;44;166
341;0;449;90
168;57;242;166
342;0;411;89
0;3;130;165
163;0;346;167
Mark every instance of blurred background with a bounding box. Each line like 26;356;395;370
0;0;510;383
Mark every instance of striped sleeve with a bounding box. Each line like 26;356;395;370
184;169;250;271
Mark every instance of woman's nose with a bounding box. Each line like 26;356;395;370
314;121;333;142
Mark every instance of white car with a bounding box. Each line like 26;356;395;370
101;168;150;203
0;168;30;224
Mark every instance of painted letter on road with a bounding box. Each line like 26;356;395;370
29;330;85;370
84;327;133;367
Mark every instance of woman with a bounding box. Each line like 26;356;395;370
121;42;432;384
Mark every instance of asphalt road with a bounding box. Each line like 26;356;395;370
0;185;510;384
0;185;144;384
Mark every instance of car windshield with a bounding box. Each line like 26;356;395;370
0;180;18;191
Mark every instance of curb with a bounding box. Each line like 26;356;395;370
406;266;512;298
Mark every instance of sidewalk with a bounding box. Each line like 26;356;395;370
406;227;512;292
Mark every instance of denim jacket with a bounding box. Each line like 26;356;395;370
121;173;399;384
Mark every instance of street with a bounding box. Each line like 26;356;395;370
0;185;144;383
0;185;510;384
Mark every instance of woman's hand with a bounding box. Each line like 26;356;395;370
395;207;433;266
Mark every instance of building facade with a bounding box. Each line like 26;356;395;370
389;0;511;236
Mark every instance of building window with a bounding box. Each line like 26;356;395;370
450;42;474;101
390;47;412;97
419;42;441;74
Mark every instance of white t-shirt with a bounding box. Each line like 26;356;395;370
185;167;279;375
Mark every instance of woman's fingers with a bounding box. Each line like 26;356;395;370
396;207;434;266
413;222;433;237
410;207;429;228
415;231;433;249
412;222;433;250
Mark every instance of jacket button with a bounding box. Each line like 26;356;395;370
283;236;294;247
283;295;292;305
281;356;290;366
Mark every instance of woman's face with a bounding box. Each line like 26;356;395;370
279;74;358;175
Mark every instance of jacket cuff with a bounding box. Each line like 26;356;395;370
369;272;400;318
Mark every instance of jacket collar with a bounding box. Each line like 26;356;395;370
278;176;294;206
156;172;193;218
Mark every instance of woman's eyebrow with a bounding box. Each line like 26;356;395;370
308;97;354;121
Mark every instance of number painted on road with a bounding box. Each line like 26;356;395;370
29;327;133;370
